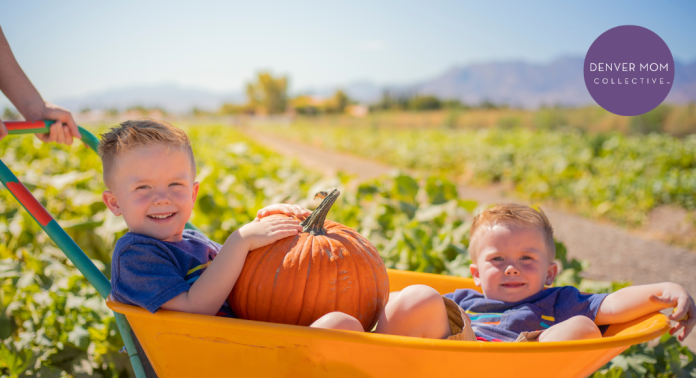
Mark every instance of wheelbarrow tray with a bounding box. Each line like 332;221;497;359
107;269;669;378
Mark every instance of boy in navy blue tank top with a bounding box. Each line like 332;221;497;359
100;120;362;331
376;204;695;343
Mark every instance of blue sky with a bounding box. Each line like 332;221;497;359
1;0;694;105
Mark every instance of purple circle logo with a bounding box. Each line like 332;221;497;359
584;25;674;116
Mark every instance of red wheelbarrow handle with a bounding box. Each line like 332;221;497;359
4;120;52;134
3;120;101;153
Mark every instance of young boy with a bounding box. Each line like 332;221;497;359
101;120;360;331
376;203;696;343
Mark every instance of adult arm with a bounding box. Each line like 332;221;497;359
0;26;80;144
594;282;696;341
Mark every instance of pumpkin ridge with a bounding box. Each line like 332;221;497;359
261;235;300;321
328;234;341;316
271;232;309;324
246;242;277;321
331;232;373;330
318;235;337;321
233;242;271;319
296;235;318;326
342;228;388;329
314;234;337;323
345;238;365;327
332;235;358;319
289;234;315;325
354;235;377;329
283;232;314;325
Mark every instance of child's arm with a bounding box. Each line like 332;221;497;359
160;216;302;315
594;282;696;341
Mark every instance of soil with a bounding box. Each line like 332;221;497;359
246;129;696;351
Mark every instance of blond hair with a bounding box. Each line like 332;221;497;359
98;119;195;188
468;203;555;262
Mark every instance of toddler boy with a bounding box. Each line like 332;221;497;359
101;120;359;330
377;203;695;343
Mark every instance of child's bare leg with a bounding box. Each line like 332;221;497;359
538;316;602;342
375;284;451;338
310;311;364;332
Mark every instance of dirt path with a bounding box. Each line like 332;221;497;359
247;130;696;349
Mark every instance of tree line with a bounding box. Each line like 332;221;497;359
217;72;510;116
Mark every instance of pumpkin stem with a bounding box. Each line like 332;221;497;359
301;188;340;235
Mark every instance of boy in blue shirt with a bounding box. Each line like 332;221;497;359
100;120;361;331
376;204;696;342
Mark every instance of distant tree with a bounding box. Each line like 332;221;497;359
479;99;498;110
333;90;350;113
246;72;288;114
371;90;411;111
442;99;470;110
80;106;91;114
370;91;392;111
408;95;441;111
127;105;149;116
125;105;167;117
152;107;168;116
105;108;119;117
191;107;209;117
325;90;350;113
289;95;319;115
3;107;20;120
219;103;254;115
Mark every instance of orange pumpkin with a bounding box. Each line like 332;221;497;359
229;189;389;331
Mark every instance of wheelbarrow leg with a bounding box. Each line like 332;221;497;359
130;329;158;378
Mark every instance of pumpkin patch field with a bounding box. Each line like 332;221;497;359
260;122;696;229
0;125;693;377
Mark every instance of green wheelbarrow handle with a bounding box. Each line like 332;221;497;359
4;120;100;152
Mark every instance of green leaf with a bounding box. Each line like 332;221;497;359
0;343;33;377
425;176;458;204
67;326;90;350
391;174;419;204
458;199;478;213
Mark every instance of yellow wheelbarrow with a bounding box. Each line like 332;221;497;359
108;269;669;378
2;121;670;378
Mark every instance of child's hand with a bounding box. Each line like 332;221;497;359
649;284;696;341
256;203;311;221
238;216;303;251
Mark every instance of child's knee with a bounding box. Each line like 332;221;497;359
378;285;449;338
390;284;444;313
311;312;364;332
545;316;601;341
567;316;601;337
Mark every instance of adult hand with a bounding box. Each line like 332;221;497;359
0;119;7;141
33;102;82;146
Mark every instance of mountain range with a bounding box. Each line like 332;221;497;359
40;56;696;113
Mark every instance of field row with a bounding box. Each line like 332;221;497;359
262;123;696;227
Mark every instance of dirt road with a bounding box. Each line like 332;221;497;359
247;130;696;350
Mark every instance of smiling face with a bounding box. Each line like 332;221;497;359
102;144;199;242
470;222;558;303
